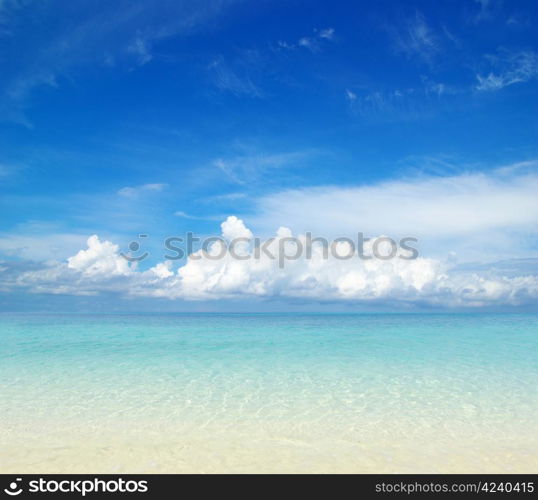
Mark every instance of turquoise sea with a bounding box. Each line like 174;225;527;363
1;313;537;473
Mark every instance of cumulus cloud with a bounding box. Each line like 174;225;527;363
67;235;131;276
7;216;538;308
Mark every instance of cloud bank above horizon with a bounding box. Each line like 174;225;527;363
4;211;538;309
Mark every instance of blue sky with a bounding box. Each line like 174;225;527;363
1;0;538;311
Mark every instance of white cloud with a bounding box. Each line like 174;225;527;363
127;35;153;66
251;167;538;262
4;165;538;308
476;50;538;91
173;210;221;221
392;11;438;63
67;235;131;276
345;89;357;102
7;213;538;308
276;28;335;53
344;86;443;118
318;28;335;40
209;56;263;98
472;0;501;23
202;192;247;203
118;183;167;198
0;232;90;261
220;215;253;240
298;37;313;49
213;150;312;185
423;79;455;96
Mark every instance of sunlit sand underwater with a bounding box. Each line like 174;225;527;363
1;313;537;473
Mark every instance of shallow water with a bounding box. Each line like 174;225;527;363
1;313;537;473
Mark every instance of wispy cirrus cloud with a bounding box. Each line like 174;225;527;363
208;55;264;98
0;0;240;124
275;27;335;53
118;183;167;198
470;0;502;23
213;150;314;185
345;89;357;102
476;49;538;91
173;210;221;221
203;192;247;203
210;26;337;98
390;11;439;63
127;35;153;66
344;85;454;119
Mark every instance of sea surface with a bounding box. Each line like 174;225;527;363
1;313;537;473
